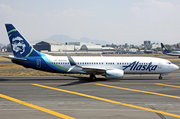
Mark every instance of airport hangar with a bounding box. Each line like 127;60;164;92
33;41;115;53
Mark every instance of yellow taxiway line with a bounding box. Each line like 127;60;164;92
155;83;180;88
96;83;180;99
0;93;75;119
32;84;180;118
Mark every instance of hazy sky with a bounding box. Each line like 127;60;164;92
1;0;180;45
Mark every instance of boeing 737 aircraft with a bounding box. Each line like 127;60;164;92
4;24;179;80
161;43;180;58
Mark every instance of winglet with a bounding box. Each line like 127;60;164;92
66;53;78;72
66;53;76;66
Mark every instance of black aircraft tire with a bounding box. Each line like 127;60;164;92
90;74;96;80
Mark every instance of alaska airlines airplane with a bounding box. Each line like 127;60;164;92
4;24;179;80
161;43;180;58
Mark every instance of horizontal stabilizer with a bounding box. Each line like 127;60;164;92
3;55;27;61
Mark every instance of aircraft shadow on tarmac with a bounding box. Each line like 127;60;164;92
0;76;168;86
59;76;165;86
59;77;109;86
0;78;78;82
0;78;10;81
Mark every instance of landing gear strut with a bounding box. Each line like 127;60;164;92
159;74;162;79
90;74;96;80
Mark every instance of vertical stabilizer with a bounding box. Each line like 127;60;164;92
161;43;171;54
5;24;40;57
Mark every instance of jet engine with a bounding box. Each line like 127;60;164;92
106;69;124;78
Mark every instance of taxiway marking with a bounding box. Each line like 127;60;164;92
95;83;180;99
155;83;180;88
0;93;75;119
32;84;180;118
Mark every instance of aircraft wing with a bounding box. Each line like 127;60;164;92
66;53;107;74
3;55;27;61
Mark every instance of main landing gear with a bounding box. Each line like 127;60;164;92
90;74;96;81
159;74;162;79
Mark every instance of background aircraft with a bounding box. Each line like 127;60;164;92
161;43;180;58
4;24;179;80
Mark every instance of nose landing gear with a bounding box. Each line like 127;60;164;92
159;74;162;79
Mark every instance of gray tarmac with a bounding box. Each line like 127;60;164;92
0;75;180;119
0;61;12;64
1;53;180;119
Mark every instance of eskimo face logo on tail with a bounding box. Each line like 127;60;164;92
122;61;158;72
12;37;26;54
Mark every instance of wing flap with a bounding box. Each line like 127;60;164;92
81;66;106;74
81;66;106;71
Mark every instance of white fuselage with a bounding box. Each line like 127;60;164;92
166;51;180;56
44;55;179;75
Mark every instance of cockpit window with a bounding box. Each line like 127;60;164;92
167;62;171;64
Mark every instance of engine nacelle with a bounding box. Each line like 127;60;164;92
106;69;124;79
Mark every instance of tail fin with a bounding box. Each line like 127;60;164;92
161;43;171;54
5;24;40;57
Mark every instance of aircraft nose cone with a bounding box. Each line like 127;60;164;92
173;64;179;70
